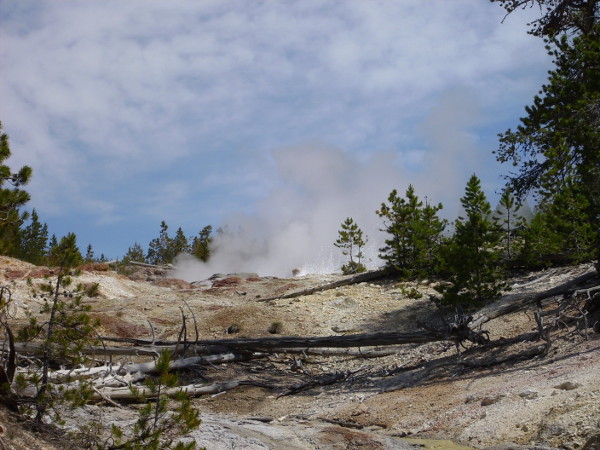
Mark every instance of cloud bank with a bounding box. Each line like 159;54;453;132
0;1;551;259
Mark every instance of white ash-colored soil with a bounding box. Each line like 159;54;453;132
1;256;599;449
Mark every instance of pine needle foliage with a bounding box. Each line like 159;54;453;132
105;350;201;450
0;120;32;256
437;175;508;307
334;217;367;275
493;190;527;261
376;185;446;279
16;233;98;423
494;25;600;265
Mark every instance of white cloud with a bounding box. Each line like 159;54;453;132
0;0;552;261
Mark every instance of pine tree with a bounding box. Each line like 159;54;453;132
147;221;173;265
123;242;146;263
146;221;192;265
334;217;367;275
0;121;32;256
48;233;83;268
494;25;600;265
16;233;98;423
493;190;527;261
172;226;190;257
18;209;48;265
84;244;94;263
518;180;596;266
192;225;212;262
377;185;445;279
437;175;508;307
47;234;58;263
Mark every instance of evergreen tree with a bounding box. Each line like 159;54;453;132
490;0;598;37
172;226;190;256
147;221;174;265
47;234;58;264
494;25;600;264
437;175;508;307
518;180;596;266
19;209;48;265
192;225;212;262
493;190;527;261
84;244;94;263
48;233;83;268
334;217;367;275
0;121;32;256
123;242;146;263
377;185;446;279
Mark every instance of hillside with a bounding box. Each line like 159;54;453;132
1;256;599;449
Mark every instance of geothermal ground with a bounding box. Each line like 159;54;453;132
1;256;599;449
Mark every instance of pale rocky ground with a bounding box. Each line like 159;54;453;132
0;256;599;449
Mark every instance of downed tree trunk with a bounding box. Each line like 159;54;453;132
7;330;456;356
127;261;173;270
121;352;255;375
257;268;391;302
96;330;449;354
471;270;598;328
3;341;231;358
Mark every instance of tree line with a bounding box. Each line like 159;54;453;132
122;221;213;266
0;125;214;268
335;4;599;307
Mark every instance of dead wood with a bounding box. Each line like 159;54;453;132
6;341;162;357
99;330;448;353
257;268;390;302
94;380;242;400
271;348;400;358
121;351;255;375
471;270;598;328
0;325;15;386
4;340;232;358
126;261;172;270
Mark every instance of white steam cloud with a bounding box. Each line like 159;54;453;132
174;89;488;282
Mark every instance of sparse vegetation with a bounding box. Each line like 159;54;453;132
268;321;283;334
334;217;367;275
99;351;201;450
15;234;99;423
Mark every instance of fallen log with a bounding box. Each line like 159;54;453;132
121;351;255;375
271;347;400;358
4;340;231;358
127;261;173;270
101;330;448;353
471;270;598;328
257;268;391;302
94;380;242;400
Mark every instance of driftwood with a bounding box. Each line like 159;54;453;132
258;268;390;302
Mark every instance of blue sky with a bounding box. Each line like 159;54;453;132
1;1;552;276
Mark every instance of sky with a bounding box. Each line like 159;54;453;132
0;1;553;278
